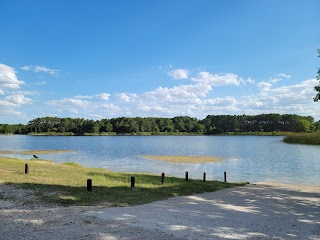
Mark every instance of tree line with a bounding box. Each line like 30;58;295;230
1;114;320;135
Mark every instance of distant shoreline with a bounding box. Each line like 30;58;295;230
2;132;320;145
1;131;286;136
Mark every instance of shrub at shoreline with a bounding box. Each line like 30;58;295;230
283;133;320;145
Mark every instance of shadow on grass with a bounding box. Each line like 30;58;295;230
87;171;185;185
5;175;241;207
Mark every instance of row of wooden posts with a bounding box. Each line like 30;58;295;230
24;163;228;193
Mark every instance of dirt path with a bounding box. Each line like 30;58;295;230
1;182;320;239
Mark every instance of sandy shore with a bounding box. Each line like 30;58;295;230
1;182;319;239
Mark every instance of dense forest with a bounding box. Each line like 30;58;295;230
1;114;320;135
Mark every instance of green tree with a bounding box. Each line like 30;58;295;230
314;121;320;132
150;121;160;133
280;114;300;132
295;119;311;132
194;123;205;133
156;118;174;132
0;124;13;134
100;119;113;132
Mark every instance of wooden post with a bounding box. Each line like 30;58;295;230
203;172;206;182
161;173;165;184
131;176;135;188
185;172;188;182
25;163;29;174
87;179;92;192
224;171;227;183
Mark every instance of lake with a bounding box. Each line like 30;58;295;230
0;135;319;186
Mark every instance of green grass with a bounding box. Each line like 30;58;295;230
0;157;244;207
283;133;320;145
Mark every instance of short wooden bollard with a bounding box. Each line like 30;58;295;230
203;172;206;182
87;179;92;192
224;171;227;182
25;163;29;174
161;173;165;184
185;172;188;182
131;176;135;188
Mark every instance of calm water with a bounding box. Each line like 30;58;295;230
0;135;319;186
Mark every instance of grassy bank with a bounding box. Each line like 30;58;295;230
283;133;320;145
0;157;244;207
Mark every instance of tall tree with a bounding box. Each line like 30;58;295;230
314;49;320;102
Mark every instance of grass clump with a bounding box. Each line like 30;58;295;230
62;162;82;167
0;156;244;207
143;155;223;163
283;133;320;145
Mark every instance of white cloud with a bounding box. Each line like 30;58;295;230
246;78;255;84
121;76;319;119
169;69;189;80
74;95;94;99
267;79;317;102
46;98;90;108
34;66;59;75
92;72;249;118
192;72;241;86
68;108;79;114
97;93;111;101
115;93;137;103
137;103;172;114
257;81;272;91
269;78;281;84
0;100;18;107
103;104;120;111
14;90;38;96
116;93;131;102
277;73;291;79
237;78;319;117
0;64;35;122
73;93;111;101
0;108;25;120
139;71;245;111
45;97;123;116
24;69;320;121
21;65;59;76
0;64;25;89
256;73;293;93
20;66;31;70
204;97;236;106
143;82;213;102
5;95;32;105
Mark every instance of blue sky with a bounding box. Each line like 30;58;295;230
0;0;319;124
